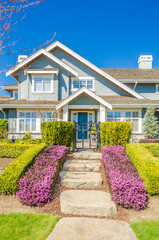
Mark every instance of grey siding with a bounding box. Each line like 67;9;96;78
69;93;100;105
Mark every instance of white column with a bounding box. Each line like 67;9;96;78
63;104;68;121
100;104;106;122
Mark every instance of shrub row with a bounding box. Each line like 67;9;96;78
15;139;42;144
142;143;159;157
0;144;30;158
126;144;159;195
41;121;74;147
100;122;132;147
102;145;147;210
17;145;69;206
0;119;8;139
0;144;46;194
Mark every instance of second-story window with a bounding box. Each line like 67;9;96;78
72;78;94;91
32;75;53;93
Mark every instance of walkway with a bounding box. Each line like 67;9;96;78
47;151;137;240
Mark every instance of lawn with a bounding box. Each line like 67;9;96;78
0;213;59;240
130;221;159;240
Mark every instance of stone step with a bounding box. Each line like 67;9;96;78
60;190;117;217
47;217;137;240
63;160;101;172
59;171;103;189
68;152;101;160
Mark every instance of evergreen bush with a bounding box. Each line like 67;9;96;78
41;121;74;147
100;122;132;147
0;119;8;139
143;105;159;139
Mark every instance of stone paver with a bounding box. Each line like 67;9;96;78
70;151;101;159
60;190;117;217
59;171;103;188
46;217;137;240
63;160;101;172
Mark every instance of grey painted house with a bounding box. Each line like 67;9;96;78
1;41;159;141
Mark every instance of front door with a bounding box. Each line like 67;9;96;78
78;112;88;140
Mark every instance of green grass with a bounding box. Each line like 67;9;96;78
130;221;159;240
0;213;59;240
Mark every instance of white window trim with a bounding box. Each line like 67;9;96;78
71;77;95;92
32;74;54;93
71;111;95;122
17;110;38;133
155;84;159;94
106;110;142;134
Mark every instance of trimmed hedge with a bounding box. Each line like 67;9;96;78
0;144;29;158
41;121;74;147
15;139;42;144
126;143;159;195
17;145;68;206
100;122;132;147
0;144;46;194
0;119;8;139
142;143;159;157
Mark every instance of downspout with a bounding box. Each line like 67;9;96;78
0;108;6;119
133;80;138;91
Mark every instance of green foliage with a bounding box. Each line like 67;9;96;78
126;143;159;195
0;119;8;139
0;213;59;240
130;221;159;240
41;121;74;147
143;105;159;139
0;144;46;194
21;131;32;140
0;139;12;144
143;143;159;157
0;144;29;158
15;138;42;144
100;122;132;147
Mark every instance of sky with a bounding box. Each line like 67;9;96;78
1;0;159;96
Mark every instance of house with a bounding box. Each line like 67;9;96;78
1;41;159;142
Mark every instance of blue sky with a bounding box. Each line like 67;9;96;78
1;0;159;95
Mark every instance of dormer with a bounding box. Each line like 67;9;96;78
1;83;18;99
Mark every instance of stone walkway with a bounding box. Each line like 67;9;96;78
47;151;137;240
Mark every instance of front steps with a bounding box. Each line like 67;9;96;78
63;159;101;171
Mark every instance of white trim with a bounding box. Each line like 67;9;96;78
69;105;99;109
25;69;59;75
100;104;106;122
6;49;78;77
63;104;68;121
32;75;54;93
56;87;112;110
46;41;144;99
71;77;95;92
71;110;95;122
1;85;18;90
17;110;38;133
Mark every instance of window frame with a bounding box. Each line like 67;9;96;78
156;84;159;94
18;110;37;133
71;77;95;91
32;75;54;93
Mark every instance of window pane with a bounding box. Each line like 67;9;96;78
87;80;93;89
31;119;36;131
19;112;25;118
125;111;131;118
157;86;159;92
73;80;79;89
47;112;52;119
26;112;31;118
89;113;93;122
132;111;139;118
43;79;51;92
114;112;121;118
26;119;30;131
73;113;77;122
132;119;138;132
107;111;113;118
32;112;37;118
19;119;24;131
34;79;42;92
15;93;18;99
80;80;86;88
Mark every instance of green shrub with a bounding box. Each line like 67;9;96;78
100;122;132;147
15;138;42;144
0;144;30;158
142;143;159;157
0;139;12;144
0;119;8;139
21;131;32;140
0;144;46;194
41;121;74;147
126;143;159;195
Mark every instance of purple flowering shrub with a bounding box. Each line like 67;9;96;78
102;145;147;210
17;145;68;206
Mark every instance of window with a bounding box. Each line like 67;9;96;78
156;84;159;93
33;76;53;93
107;111;121;122
73;113;77;122
19;111;37;132
40;111;56;122
15;92;18;99
125;111;139;132
72;78;94;91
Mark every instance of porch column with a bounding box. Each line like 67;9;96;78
63;104;68;121
100;104;106;122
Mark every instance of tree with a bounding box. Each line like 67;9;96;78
143;105;159;139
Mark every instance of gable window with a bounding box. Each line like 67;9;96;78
72;77;94;91
19;111;37;132
32;75;53;93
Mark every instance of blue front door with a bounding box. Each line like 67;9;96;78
78;112;88;140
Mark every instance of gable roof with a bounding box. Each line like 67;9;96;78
102;68;159;81
56;87;112;110
6;49;78;77
46;41;144;99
